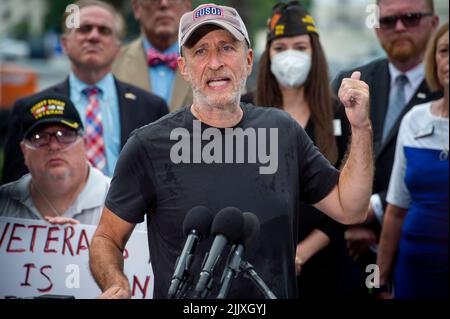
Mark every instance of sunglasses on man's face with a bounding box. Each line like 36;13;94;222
379;12;433;30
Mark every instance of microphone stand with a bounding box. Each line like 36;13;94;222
215;257;278;299
175;276;193;299
173;253;194;299
216;245;244;299
239;261;277;299
193;252;215;299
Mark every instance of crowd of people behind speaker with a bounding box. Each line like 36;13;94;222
331;0;443;298
2;0;169;183
376;21;448;299
0;0;447;300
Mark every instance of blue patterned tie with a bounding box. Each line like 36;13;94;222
382;74;409;142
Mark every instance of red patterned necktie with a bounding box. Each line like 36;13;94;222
147;47;178;71
82;87;107;173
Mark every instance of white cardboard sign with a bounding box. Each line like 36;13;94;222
0;217;153;299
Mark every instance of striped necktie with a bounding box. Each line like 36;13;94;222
82;87;107;173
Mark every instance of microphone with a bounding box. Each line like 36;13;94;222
193;207;244;298
217;212;260;299
167;206;214;299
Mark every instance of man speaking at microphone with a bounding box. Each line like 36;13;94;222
89;3;374;299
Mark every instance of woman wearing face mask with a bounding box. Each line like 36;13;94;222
246;1;351;299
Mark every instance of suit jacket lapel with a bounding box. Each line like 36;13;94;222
114;78;130;148
371;60;390;158
53;77;71;96
125;39;152;92
170;71;191;112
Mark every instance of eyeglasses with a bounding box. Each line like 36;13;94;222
77;24;113;37
140;0;184;6
25;129;81;149
379;12;433;30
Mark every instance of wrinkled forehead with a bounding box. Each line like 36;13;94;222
78;5;116;27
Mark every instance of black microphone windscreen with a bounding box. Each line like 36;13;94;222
241;212;260;248
182;206;214;238
211;207;244;243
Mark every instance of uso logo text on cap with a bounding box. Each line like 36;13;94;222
194;5;223;20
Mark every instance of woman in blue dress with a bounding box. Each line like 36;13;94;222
376;22;448;299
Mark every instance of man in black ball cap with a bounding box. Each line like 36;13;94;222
0;93;111;226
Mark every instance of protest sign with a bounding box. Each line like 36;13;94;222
0;217;153;299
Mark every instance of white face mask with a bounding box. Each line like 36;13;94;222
270;50;312;89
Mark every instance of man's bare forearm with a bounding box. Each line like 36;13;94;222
338;125;374;224
89;234;130;293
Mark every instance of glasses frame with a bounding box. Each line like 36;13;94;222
25;129;82;149
76;24;114;37
379;12;433;30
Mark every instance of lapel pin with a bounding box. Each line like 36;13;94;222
125;92;136;100
417;92;426;99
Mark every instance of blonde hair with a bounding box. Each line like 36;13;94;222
425;22;448;92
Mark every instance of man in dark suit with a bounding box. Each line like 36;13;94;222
331;0;441;297
2;0;168;184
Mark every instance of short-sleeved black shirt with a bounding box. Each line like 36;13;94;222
105;103;340;299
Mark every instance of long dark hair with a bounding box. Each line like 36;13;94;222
255;33;338;165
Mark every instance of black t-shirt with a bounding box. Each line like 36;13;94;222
105;103;340;299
